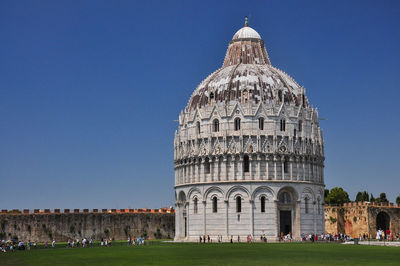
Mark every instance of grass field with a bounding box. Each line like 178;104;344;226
1;241;399;265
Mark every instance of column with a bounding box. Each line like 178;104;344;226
266;156;269;180
210;157;214;182
290;157;293;181
274;155;277;180
239;155;244;180
201;158;206;183
249;156;253;180
198;160;201;183
257;154;261;180
186;202;189;238
224;156;229;181
296;157;299;181
249;199;254;236
202;200;206;235
302;158;305;181
274;200;279;239
225;200;229;238
281;158;284;181
192;161;196;183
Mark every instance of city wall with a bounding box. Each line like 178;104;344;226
0;208;175;242
325;202;400;238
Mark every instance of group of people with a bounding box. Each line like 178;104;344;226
375;229;399;241
127;236;147;246
0;239;56;253
67;238;94;248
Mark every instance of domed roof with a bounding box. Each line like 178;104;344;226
186;19;308;111
233;26;261;40
187;64;306;110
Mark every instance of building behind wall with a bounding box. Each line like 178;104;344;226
174;18;325;241
325;202;400;238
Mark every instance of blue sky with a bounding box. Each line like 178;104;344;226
0;0;399;209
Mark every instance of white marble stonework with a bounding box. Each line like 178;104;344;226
174;20;325;242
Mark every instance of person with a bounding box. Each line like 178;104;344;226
199;236;202;243
128;237;131;246
101;238;104;247
207;235;210;243
105;238;108;247
237;235;240;243
230;235;233;243
34;241;37;248
44;240;48;248
27;240;31;251
52;239;55;248
76;239;80;248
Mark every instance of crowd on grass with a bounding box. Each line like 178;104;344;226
0;236;150;253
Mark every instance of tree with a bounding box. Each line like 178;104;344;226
370;193;375;202
396;195;400;205
325;187;350;205
355;192;363;202
324;189;329;201
362;191;369;201
376;192;388;203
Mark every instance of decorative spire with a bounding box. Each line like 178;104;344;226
244;16;248;27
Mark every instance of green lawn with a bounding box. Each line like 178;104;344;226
1;241;399;265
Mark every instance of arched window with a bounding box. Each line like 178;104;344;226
280;119;286;131
278;90;282;102
243;155;249;173
242;90;248;104
236;196;242;213
261;196;266;213
234;118;241;131
298;120;302;132
284;160;289;174
194;198;198;214
212;196;217;213
258;117;264;130
305;197;309;214
213;119;219;132
209;92;215;106
204;157;210;174
196;121;201;134
279;192;291;204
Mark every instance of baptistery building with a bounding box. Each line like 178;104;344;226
174;19;325;241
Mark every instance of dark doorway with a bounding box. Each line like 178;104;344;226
184;217;187;237
280;211;292;235
376;212;390;232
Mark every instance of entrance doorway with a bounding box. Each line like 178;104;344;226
376;212;390;232
184;217;187;237
280;210;292;235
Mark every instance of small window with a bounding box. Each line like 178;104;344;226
302;94;305;107
294;129;297;138
213;119;219;132
278;90;282;102
209;92;215;106
236;197;242;213
258;117;264;130
204;158;210;174
212;196;218;213
284;160;289;174
196;121;201;134
299;120;302;132
194;198;198;214
242;90;248;104
280;119;286;131
261;196;266;213
234;118;241;131
243;155;249;173
305;197;309;214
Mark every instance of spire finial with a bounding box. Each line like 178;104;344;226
244;16;248;27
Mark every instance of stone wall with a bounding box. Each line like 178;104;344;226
0;211;175;242
324;202;400;238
